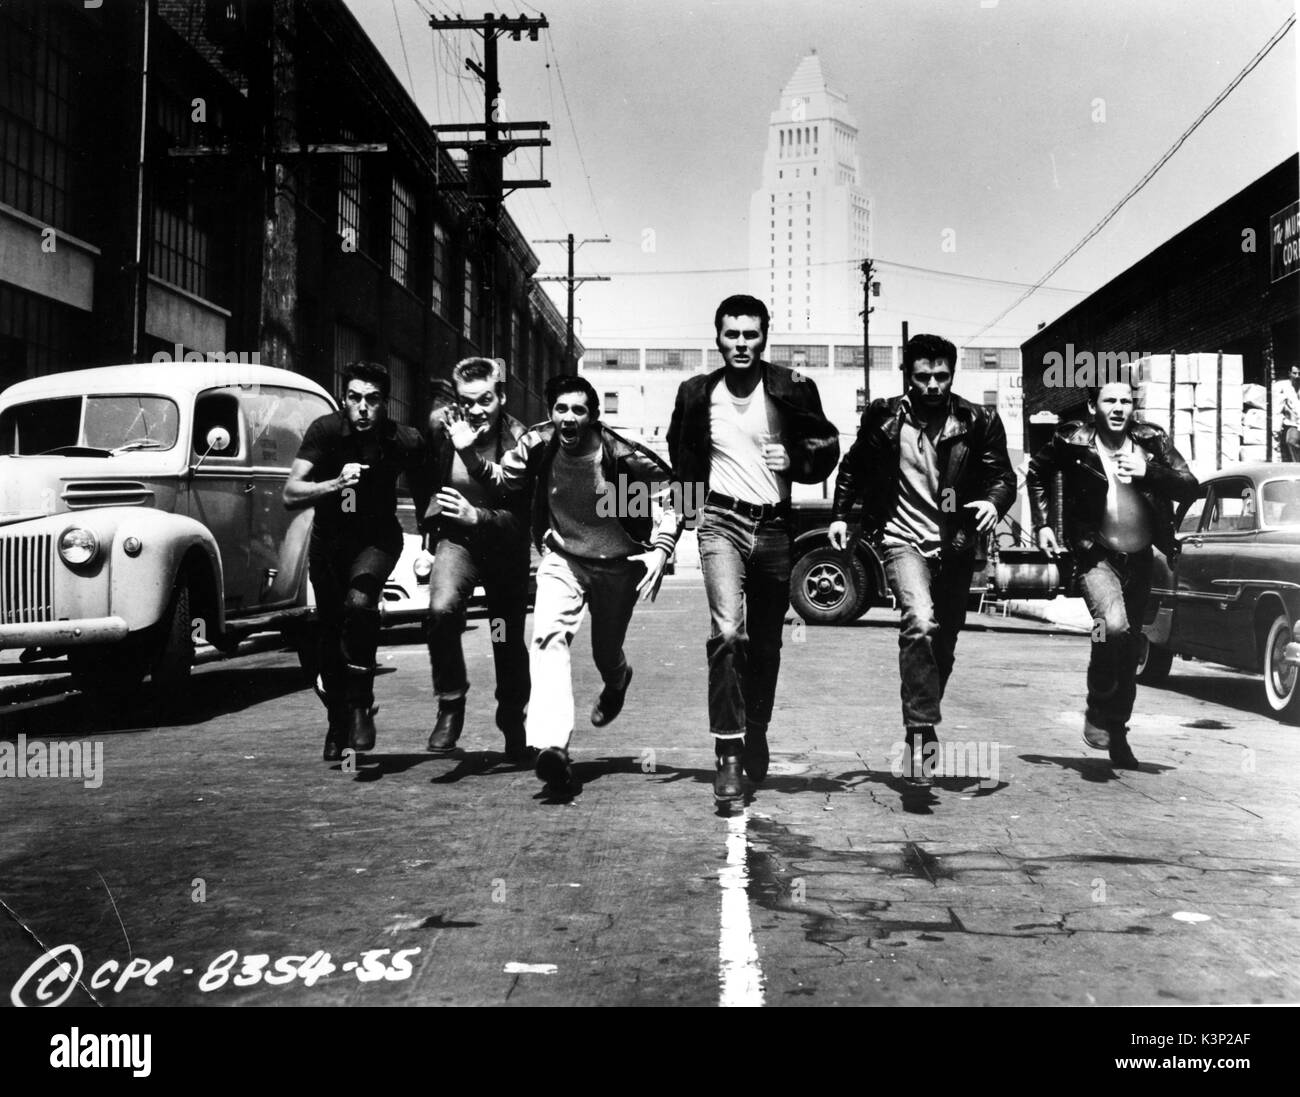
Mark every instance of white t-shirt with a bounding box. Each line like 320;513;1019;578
1095;437;1153;552
708;379;788;505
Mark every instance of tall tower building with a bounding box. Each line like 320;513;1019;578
749;53;870;334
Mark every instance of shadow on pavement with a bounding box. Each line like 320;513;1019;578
1146;672;1290;726
1020;752;1175;781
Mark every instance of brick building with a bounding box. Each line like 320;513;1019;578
1020;154;1298;454
0;0;576;425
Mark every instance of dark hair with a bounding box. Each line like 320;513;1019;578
452;356;506;395
1086;379;1139;404
342;360;390;400
714;294;770;338
902;334;957;375
545;374;600;421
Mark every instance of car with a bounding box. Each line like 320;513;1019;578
378;499;434;625
0;362;336;711
1138;462;1300;722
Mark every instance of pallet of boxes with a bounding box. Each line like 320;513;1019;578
1133;352;1253;478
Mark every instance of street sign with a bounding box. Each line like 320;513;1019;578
1270;199;1299;283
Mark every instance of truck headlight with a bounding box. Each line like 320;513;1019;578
58;526;100;567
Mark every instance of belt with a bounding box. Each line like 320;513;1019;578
705;492;791;521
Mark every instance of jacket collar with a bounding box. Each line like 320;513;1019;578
894;394;969;443
339;410;398;442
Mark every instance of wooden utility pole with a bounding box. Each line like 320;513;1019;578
534;234;610;363
860;257;876;406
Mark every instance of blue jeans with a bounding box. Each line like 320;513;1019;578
426;531;530;730
1078;545;1153;733
881;542;974;729
698;503;792;738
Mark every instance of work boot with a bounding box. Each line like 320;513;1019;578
323;704;347;762
742;723;770;783
535;746;577;799
427;699;466;754
591;665;633;727
713;738;745;803
347;703;377;752
1083;714;1110;750
904;726;937;789
498;712;533;764
1108;728;1140;770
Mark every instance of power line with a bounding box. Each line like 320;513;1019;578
390;0;417;96
543;30;607;237
968;11;1296;343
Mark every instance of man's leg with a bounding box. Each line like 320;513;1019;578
308;542;348;760
1078;551;1132;753
883;543;944;787
740;515;793;782
341;541;400;751
480;541;532;756
584;556;641;701
698;508;751;800
425;537;479;752
1284;426;1300;463
526;552;587;753
933;554;976;699
1108;550;1154;768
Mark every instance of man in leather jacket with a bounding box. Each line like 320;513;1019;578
1027;380;1199;769
422;358;532;763
829;334;1015;789
668;294;840;804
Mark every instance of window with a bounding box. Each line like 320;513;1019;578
332;321;367;397
387;353;415;425
1262;478;1300;527
430;222;449;316
389;177;414;289
1204;479;1257;533
645;348;693;371
1177;492;1207;534
583;347;638;370
604;391;619;415
462;259;479;343
338;141;364;252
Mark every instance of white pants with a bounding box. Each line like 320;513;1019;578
526;550;643;750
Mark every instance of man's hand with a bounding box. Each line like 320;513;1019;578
762;442;791;472
631;548;669;602
1114;450;1147;482
963;500;998;533
338;462;368;490
1037;526;1061;557
443;403;484;451
435;487;478;526
828;520;850;550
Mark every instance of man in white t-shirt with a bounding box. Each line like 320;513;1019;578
1029;381;1198;769
668;296;840;804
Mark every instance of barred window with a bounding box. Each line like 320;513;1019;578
462;259;479;343
645;348;694;371
338;138;363;252
387;353;415;426
332;322;367;398
583;348;638;370
769;344;828;368
430;221;449;316
389;176;414;290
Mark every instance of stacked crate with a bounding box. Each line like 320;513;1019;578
1135;352;1245;475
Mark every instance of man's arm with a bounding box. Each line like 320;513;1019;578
979;411;1017;517
454;425;539;493
666;383;686;473
284;457;348;510
621;445;684;556
785;379;841;484
1024;433;1061;533
1141;430;1200;502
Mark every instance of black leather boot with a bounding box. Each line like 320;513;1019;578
427;699;466;753
742;723;770;783
1108;728;1140;770
347;702;376;752
323;704;347;762
713;738;745;802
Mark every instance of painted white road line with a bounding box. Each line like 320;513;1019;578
504;962;558;974
718;808;765;1007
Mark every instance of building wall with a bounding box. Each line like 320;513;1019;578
1020;155;1299;453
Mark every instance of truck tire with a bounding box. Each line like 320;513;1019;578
149;578;194;696
1135;634;1173;684
790;547;870;625
1261;612;1300;724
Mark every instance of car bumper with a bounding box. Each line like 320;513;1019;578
0;616;131;648
1285;641;1300;667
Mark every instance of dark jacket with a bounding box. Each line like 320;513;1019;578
666;361;840;521
459;420;682;556
831;393;1016;557
421;412;530;543
1026;419;1199;561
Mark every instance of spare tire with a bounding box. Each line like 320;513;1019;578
790;547;871;625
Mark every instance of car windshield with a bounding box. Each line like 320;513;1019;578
1261;479;1300;528
0;395;181;455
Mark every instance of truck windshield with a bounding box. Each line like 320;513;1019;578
0;395;180;455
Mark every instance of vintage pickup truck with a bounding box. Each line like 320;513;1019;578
0;362;336;711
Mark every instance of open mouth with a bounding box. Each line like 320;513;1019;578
559;425;580;445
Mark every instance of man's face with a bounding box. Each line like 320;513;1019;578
455;376;503;435
344;380;386;431
550;388;593;452
1090;382;1136;435
716;314;767;371
907;358;953;410
1290;366;1299;386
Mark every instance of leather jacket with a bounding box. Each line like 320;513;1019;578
422;411;530;544
832;393;1016;557
1025;420;1199;561
667;361;840;523
458;420;682;556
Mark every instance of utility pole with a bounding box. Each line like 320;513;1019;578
860;258;877;406
430;13;550;357
535;234;610;363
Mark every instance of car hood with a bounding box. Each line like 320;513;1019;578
0;454;180;521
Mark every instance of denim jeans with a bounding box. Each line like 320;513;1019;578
1077;545;1154;733
697;503;792;738
881;542;974;729
310;531;401;707
426;531;530;731
526;549;643;750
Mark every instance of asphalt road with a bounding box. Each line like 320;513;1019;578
1;573;1297;1008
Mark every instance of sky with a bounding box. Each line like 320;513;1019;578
345;0;1299;347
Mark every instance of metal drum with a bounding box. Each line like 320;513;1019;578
988;547;1070;599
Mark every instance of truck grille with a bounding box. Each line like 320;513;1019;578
0;532;55;625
